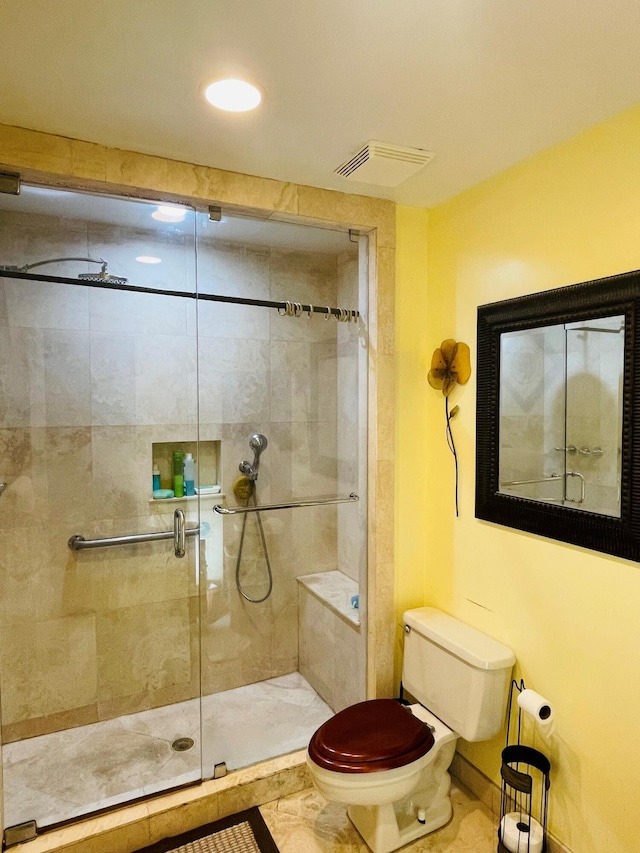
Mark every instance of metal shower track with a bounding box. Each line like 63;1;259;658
0;269;360;320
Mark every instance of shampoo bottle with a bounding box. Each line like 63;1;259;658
173;451;184;498
184;452;195;496
152;464;161;491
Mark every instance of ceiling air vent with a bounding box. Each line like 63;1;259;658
335;141;435;187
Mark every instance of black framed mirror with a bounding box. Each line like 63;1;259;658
476;268;640;561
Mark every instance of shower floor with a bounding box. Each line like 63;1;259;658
2;672;332;832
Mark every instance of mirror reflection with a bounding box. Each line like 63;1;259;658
499;315;624;516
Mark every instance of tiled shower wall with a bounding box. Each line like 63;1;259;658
0;205;361;742
500;323;623;513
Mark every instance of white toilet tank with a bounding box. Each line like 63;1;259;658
402;607;515;742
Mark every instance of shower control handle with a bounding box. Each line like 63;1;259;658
174;509;186;558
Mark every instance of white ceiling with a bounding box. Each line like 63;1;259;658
1;0;640;207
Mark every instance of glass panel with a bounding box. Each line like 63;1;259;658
0;186;201;830
195;213;368;776
565;316;624;516
499;325;567;503
499;316;624;515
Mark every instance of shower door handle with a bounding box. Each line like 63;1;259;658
174;509;186;558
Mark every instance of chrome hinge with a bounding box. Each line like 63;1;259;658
208;205;222;221
213;761;228;778
0;172;20;195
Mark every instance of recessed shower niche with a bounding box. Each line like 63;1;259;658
151;440;221;499
0;182;368;837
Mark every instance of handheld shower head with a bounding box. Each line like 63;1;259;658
239;434;268;480
249;433;268;457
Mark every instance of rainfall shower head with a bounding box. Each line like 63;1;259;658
239;434;268;481
4;256;128;285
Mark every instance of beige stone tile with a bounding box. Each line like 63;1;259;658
66;820;151;853
196;242;270;300
95;598;193;703
134;333;197;426
262;783;497;853
297;186;395;249
333;617;366;712
89;331;136;426
261;787;368;852
2;703;99;744
105;149;211;200
65;525;192;614
147;793;219;846
43;331;91;426
299;591;335;708
0;207;88;272
451;753;495;813
0;524;65;625
87;221;195;295
8;803;150;853
0;613;97;725
376;356;395;461
89;426;147;519
216;771;301;822
0;124;106;181
44;426;92;523
0;325;46;427
0;428;49;531
377;251;396;358
206;171;298;214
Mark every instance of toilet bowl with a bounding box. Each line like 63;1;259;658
307;699;458;853
306;607;516;853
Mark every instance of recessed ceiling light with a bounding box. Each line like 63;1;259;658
204;78;262;112
152;205;187;223
136;256;162;264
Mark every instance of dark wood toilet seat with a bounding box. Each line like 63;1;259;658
308;698;435;773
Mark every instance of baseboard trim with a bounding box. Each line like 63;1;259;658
451;752;572;853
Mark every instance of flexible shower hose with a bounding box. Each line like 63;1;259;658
235;489;273;603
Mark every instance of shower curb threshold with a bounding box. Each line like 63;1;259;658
9;750;311;853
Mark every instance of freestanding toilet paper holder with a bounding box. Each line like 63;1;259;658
498;680;551;853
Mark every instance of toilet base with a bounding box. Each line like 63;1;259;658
347;771;453;853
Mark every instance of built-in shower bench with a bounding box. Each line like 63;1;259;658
296;569;360;627
297;570;364;713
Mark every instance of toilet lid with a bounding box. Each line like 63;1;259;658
308;699;434;773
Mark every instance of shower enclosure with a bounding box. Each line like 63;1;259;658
0;185;368;841
499;316;624;515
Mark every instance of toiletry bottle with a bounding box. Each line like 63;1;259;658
183;452;195;497
152;464;161;492
173;451;184;498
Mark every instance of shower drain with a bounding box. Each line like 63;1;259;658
171;737;195;752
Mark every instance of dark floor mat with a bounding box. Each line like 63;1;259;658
133;807;280;853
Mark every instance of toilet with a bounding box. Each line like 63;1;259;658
306;607;516;853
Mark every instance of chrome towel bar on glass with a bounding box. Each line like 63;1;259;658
68;509;199;557
213;493;359;515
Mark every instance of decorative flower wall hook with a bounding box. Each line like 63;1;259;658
428;338;471;517
428;339;471;397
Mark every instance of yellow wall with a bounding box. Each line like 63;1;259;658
395;104;640;853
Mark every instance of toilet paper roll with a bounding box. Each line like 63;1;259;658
517;688;554;727
500;812;544;853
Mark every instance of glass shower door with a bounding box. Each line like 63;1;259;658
194;212;368;779
0;186;203;836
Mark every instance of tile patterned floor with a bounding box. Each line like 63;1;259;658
3;672;333;831
260;784;498;853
